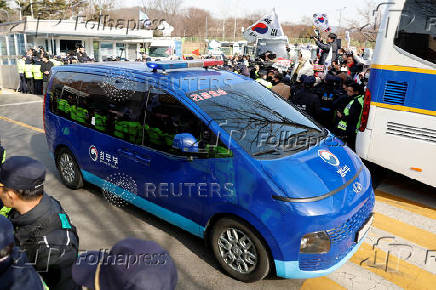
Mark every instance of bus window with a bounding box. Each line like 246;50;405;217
394;0;436;64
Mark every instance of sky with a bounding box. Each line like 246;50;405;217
126;0;382;26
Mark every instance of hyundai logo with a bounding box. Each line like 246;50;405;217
353;182;363;194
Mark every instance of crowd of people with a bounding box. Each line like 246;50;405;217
16;33;369;150
220;33;369;150
17;45;93;96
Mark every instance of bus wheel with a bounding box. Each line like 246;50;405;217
56;147;83;189
210;218;271;282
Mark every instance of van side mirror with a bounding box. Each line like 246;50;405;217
172;133;199;153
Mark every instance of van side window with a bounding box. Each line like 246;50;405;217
81;74;149;145
50;71;149;145
50;72;85;121
144;88;232;158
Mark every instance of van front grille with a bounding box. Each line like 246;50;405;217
298;195;374;271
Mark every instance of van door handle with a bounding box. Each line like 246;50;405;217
118;149;135;159
118;149;150;166
134;155;151;166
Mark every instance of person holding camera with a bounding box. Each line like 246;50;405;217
312;33;338;65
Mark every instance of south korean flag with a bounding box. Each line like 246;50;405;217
243;9;285;43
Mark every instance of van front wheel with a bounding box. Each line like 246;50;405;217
211;218;271;282
56;148;83;189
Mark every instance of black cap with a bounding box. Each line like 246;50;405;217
73;238;178;290
304;76;316;84
0;215;14;250
0;156;45;191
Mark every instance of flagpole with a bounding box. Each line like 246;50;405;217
222;20;225;40
30;0;34;19
205;15;208;40
234;16;236;42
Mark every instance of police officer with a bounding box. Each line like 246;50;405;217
50;56;63;67
0;215;47;290
41;54;53;96
255;70;273;88
292;76;322;121
0;156;80;290
335;82;364;151
32;54;44;95
24;49;34;94
73;238;178;290
17;55;28;94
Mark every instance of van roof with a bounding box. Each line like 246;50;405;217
51;62;248;94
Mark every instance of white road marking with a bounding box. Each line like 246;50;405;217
0;100;42;107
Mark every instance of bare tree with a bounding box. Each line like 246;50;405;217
344;0;382;43
142;0;183;18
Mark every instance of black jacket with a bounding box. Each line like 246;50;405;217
8;194;80;290
315;40;338;65
292;88;322;121
0;247;44;290
347;62;364;78
344;95;364;140
40;61;53;82
77;52;91;63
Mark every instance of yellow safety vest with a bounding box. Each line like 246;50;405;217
32;64;43;80
337;95;365;133
255;78;273;89
25;64;33;78
17;59;25;74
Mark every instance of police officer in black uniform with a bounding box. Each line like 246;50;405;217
0;156;80;290
0;215;45;290
292;76;322;122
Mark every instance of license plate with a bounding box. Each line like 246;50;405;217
356;214;374;243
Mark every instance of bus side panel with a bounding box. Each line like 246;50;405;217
359;67;436;187
364;106;436;187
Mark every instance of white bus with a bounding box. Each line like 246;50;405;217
356;0;436;187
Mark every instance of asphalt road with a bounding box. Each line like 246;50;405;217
1;92;435;290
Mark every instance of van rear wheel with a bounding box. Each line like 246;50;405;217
56;148;83;189
210;218;271;282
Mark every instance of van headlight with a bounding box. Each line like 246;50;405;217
300;231;331;254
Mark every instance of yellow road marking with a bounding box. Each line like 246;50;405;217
301;277;346;290
373;212;436;250
0;116;44;133
375;190;436;220
351;242;436;290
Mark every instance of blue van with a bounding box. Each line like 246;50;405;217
44;60;374;282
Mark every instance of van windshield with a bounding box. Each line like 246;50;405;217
149;46;171;57
187;81;326;159
256;39;290;59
